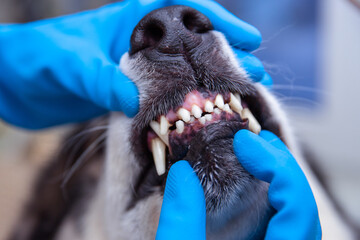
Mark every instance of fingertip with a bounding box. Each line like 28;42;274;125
259;73;273;89
165;161;204;203
233;49;265;82
112;70;140;117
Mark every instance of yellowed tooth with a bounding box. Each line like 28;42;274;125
175;120;185;134
223;104;233;114
151;138;166;176
191;105;202;119
215;94;225;109
230;93;243;114
234;93;241;102
241;108;261;134
199;116;206;125
177;108;191;122
204;100;214;113
150;121;169;146
160;115;170;135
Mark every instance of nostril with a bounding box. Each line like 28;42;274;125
143;22;164;48
130;20;165;55
182;10;213;34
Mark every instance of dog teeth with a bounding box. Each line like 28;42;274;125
191;105;202;119
204;114;212;122
190;116;195;123
160;115;170;135
223;104;233;114
175;120;184;134
177;108;191;123
149;121;169;146
214;108;221;115
215;94;225;109
204;100;214;113
151;138;166;176
241;108;261;134
230;93;243;114
199;116;206;125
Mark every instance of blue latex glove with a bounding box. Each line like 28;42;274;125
157;130;321;240
0;0;270;129
156;160;206;240
233;130;322;239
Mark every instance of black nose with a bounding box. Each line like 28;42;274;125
130;5;213;55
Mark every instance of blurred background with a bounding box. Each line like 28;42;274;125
0;0;359;239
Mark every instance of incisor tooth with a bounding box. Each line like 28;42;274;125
199;116;206;125
191;105;202;119
175;120;184;134
214;108;221;115
160;115;170;135
241;108;261;134
230;93;243;114
223;104;233;114
150;121;169;146
151;138;166;176
204;100;214;113
177;108;191;122
204;114;212;122
215;94;225;109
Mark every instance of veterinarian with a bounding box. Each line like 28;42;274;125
0;0;321;239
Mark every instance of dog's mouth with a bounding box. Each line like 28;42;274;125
125;5;282;216
147;88;260;176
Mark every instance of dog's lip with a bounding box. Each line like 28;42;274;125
146;88;261;176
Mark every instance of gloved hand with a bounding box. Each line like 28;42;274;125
0;0;270;129
156;130;321;240
233;130;322;239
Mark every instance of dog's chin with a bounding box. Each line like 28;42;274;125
181;120;258;214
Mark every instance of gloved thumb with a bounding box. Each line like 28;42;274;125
156;160;206;240
88;63;139;117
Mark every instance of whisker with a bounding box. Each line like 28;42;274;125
61;131;107;189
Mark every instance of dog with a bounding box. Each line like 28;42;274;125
9;5;356;240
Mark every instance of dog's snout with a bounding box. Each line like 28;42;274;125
130;6;213;55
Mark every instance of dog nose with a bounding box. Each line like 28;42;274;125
130;6;213;55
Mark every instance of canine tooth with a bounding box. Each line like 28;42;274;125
177;108;191;122
199;116;206;125
175;120;184;134
223;104;233;114
160;115;170;135
190;116;195;123
205;114;212;122
241;108;261;134
234;93;241;102
230;93;243;114
150;121;169;146
215;94;225;109
151;138;166;176
204;100;214;113
191;105;202;119
214;108;221;115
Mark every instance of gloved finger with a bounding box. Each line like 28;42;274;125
80;61;139;117
233;48;265;82
156;160;206;240
233;129;321;240
259;130;290;153
233;129;287;182
171;0;261;51
259;73;273;89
